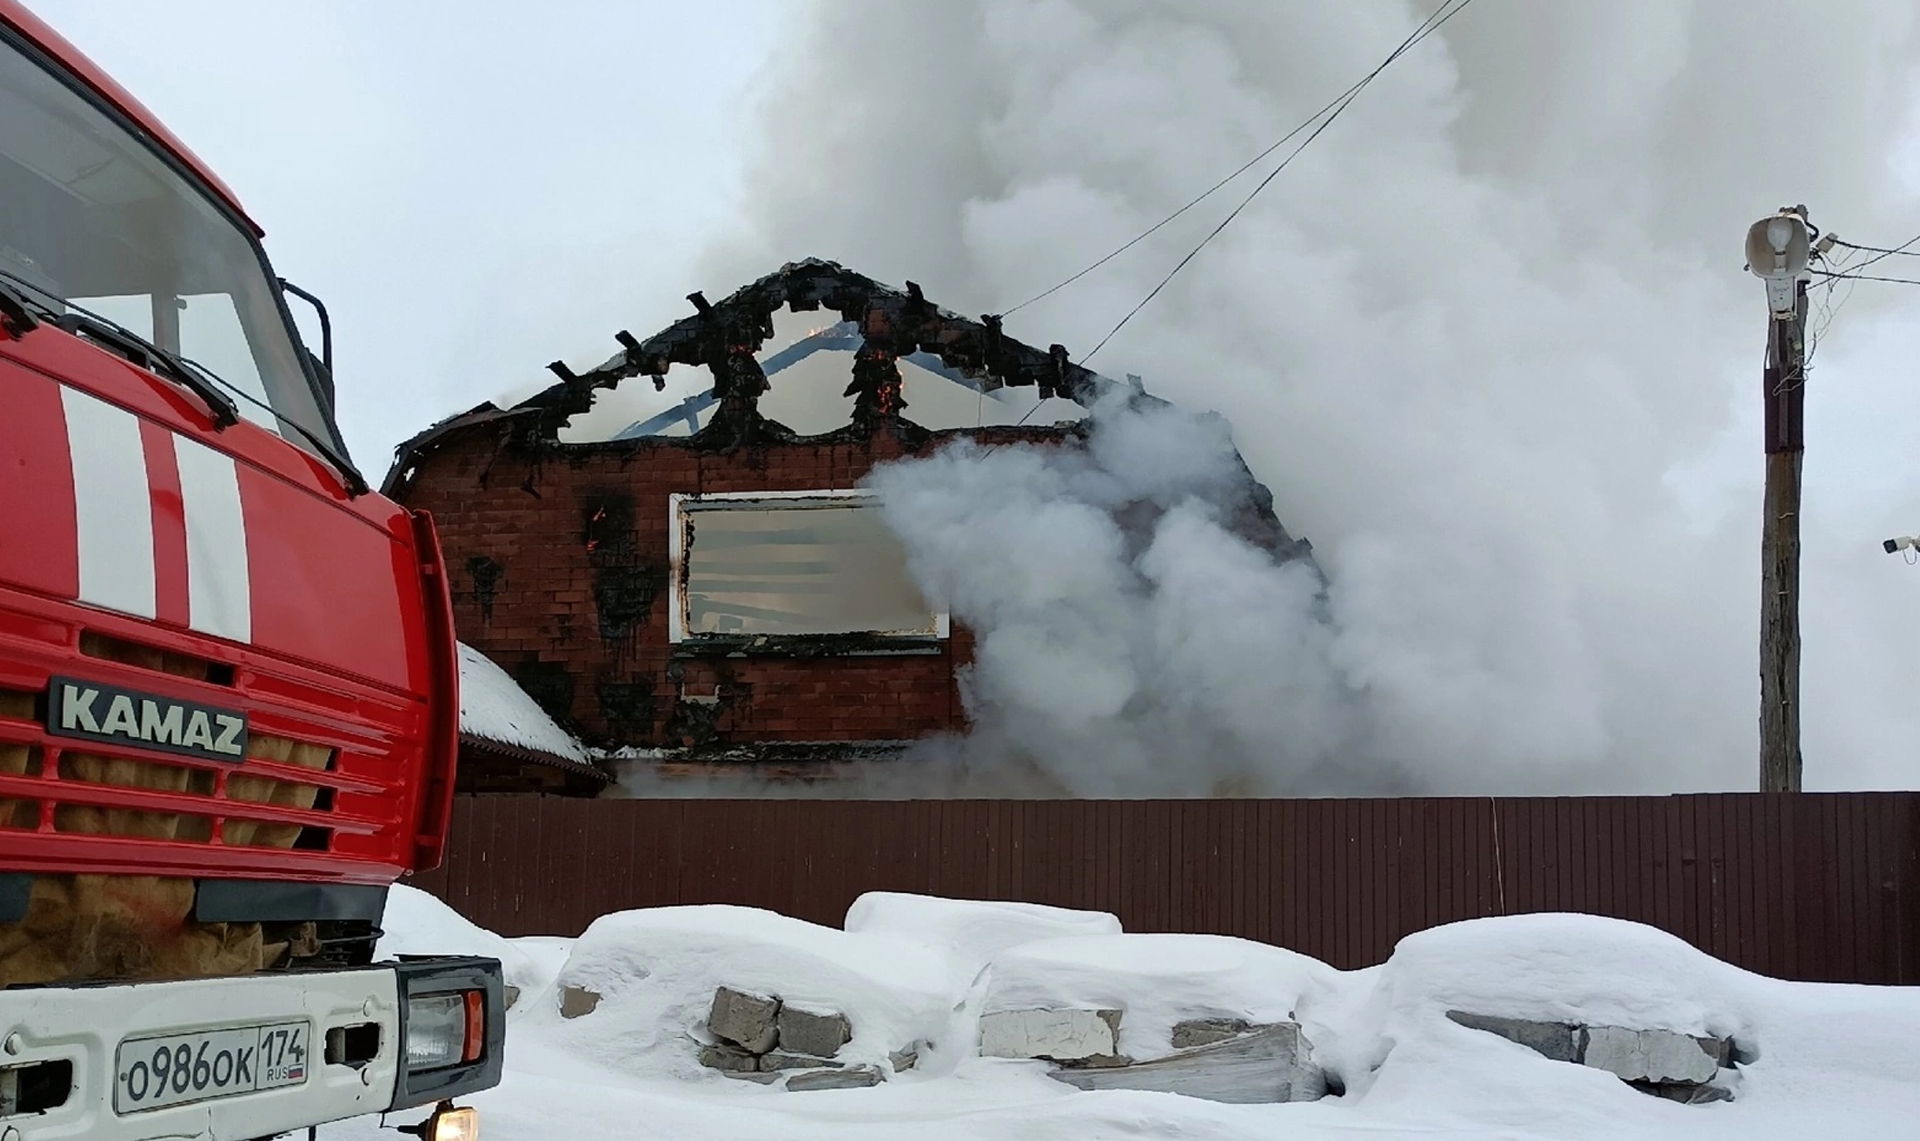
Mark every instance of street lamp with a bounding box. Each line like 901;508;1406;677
1745;209;1811;317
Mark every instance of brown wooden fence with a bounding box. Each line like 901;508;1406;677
406;792;1920;984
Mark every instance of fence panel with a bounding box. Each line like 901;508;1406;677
399;792;1920;983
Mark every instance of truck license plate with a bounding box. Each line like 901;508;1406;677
114;1021;309;1113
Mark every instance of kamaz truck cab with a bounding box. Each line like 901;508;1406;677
0;5;502;1139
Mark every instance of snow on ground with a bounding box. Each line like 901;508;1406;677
330;893;1920;1141
456;641;589;761
375;885;536;987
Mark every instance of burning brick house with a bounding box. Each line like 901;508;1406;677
386;261;1312;791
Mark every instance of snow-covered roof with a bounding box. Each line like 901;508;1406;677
457;642;591;764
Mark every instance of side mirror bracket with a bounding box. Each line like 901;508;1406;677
278;277;334;374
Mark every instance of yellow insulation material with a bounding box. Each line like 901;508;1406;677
224;736;330;849
0;875;265;986
0;640;341;987
0;689;35;829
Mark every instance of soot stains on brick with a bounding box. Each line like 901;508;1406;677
593;565;664;644
512;657;576;726
596;679;657;740
464;555;505;620
663;669;754;750
664;697;724;750
582;491;664;646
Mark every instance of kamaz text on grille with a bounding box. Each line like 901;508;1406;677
46;676;248;762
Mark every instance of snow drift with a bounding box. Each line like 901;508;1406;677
357;889;1920;1141
537;904;959;1081
376;885;538;995
844;892;1121;984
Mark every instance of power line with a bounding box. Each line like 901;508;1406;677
1832;235;1920;276
1806;247;1860;366
1080;0;1478;364
1001;0;1469;321
1832;237;1920;257
1810;269;1920;287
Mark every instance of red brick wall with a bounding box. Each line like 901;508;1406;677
395;426;1054;749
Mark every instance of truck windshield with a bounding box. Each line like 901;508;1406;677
0;33;344;462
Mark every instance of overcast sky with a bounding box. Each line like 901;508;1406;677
33;0;785;470
37;3;1920;498
27;1;1920;791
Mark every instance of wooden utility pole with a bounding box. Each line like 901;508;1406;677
1756;215;1810;793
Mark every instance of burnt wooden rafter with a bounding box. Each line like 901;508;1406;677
523;258;1126;441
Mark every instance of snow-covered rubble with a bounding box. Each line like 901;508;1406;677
343;891;1920;1141
982;932;1340;1064
530;904;957;1082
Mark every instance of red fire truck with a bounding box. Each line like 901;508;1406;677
0;4;503;1139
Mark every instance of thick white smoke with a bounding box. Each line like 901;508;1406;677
696;0;1920;795
867;396;1376;796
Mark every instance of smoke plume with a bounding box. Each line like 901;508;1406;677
694;0;1920;795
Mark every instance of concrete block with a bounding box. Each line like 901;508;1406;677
721;1070;781;1085
1050;1023;1325;1104
979;1008;1121;1062
777;1005;852;1058
760;1051;843;1073
558;986;601;1019
709;987;780;1054
697;1043;761;1073
1172;1018;1254;1050
889;1044;921;1072
786;1065;885;1091
1697;1036;1736;1067
1445;1011;1579;1063
1580;1026;1721;1085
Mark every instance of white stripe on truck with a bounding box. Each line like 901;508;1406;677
173;434;252;642
59;386;157;620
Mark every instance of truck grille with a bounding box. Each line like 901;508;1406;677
0;683;352;853
0;587;421;887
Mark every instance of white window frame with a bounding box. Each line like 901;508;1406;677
667;489;950;645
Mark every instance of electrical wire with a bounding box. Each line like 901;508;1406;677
999;0;1471;323
1805;247;1860;367
1831;235;1920;276
1831;237;1920;258
1077;0;1479;365
1809;269;1920;287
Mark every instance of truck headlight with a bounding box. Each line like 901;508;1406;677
406;991;484;1072
388;959;504;1113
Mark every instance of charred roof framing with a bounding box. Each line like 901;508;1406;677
386;259;1134;493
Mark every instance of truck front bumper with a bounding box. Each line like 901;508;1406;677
0;955;503;1141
